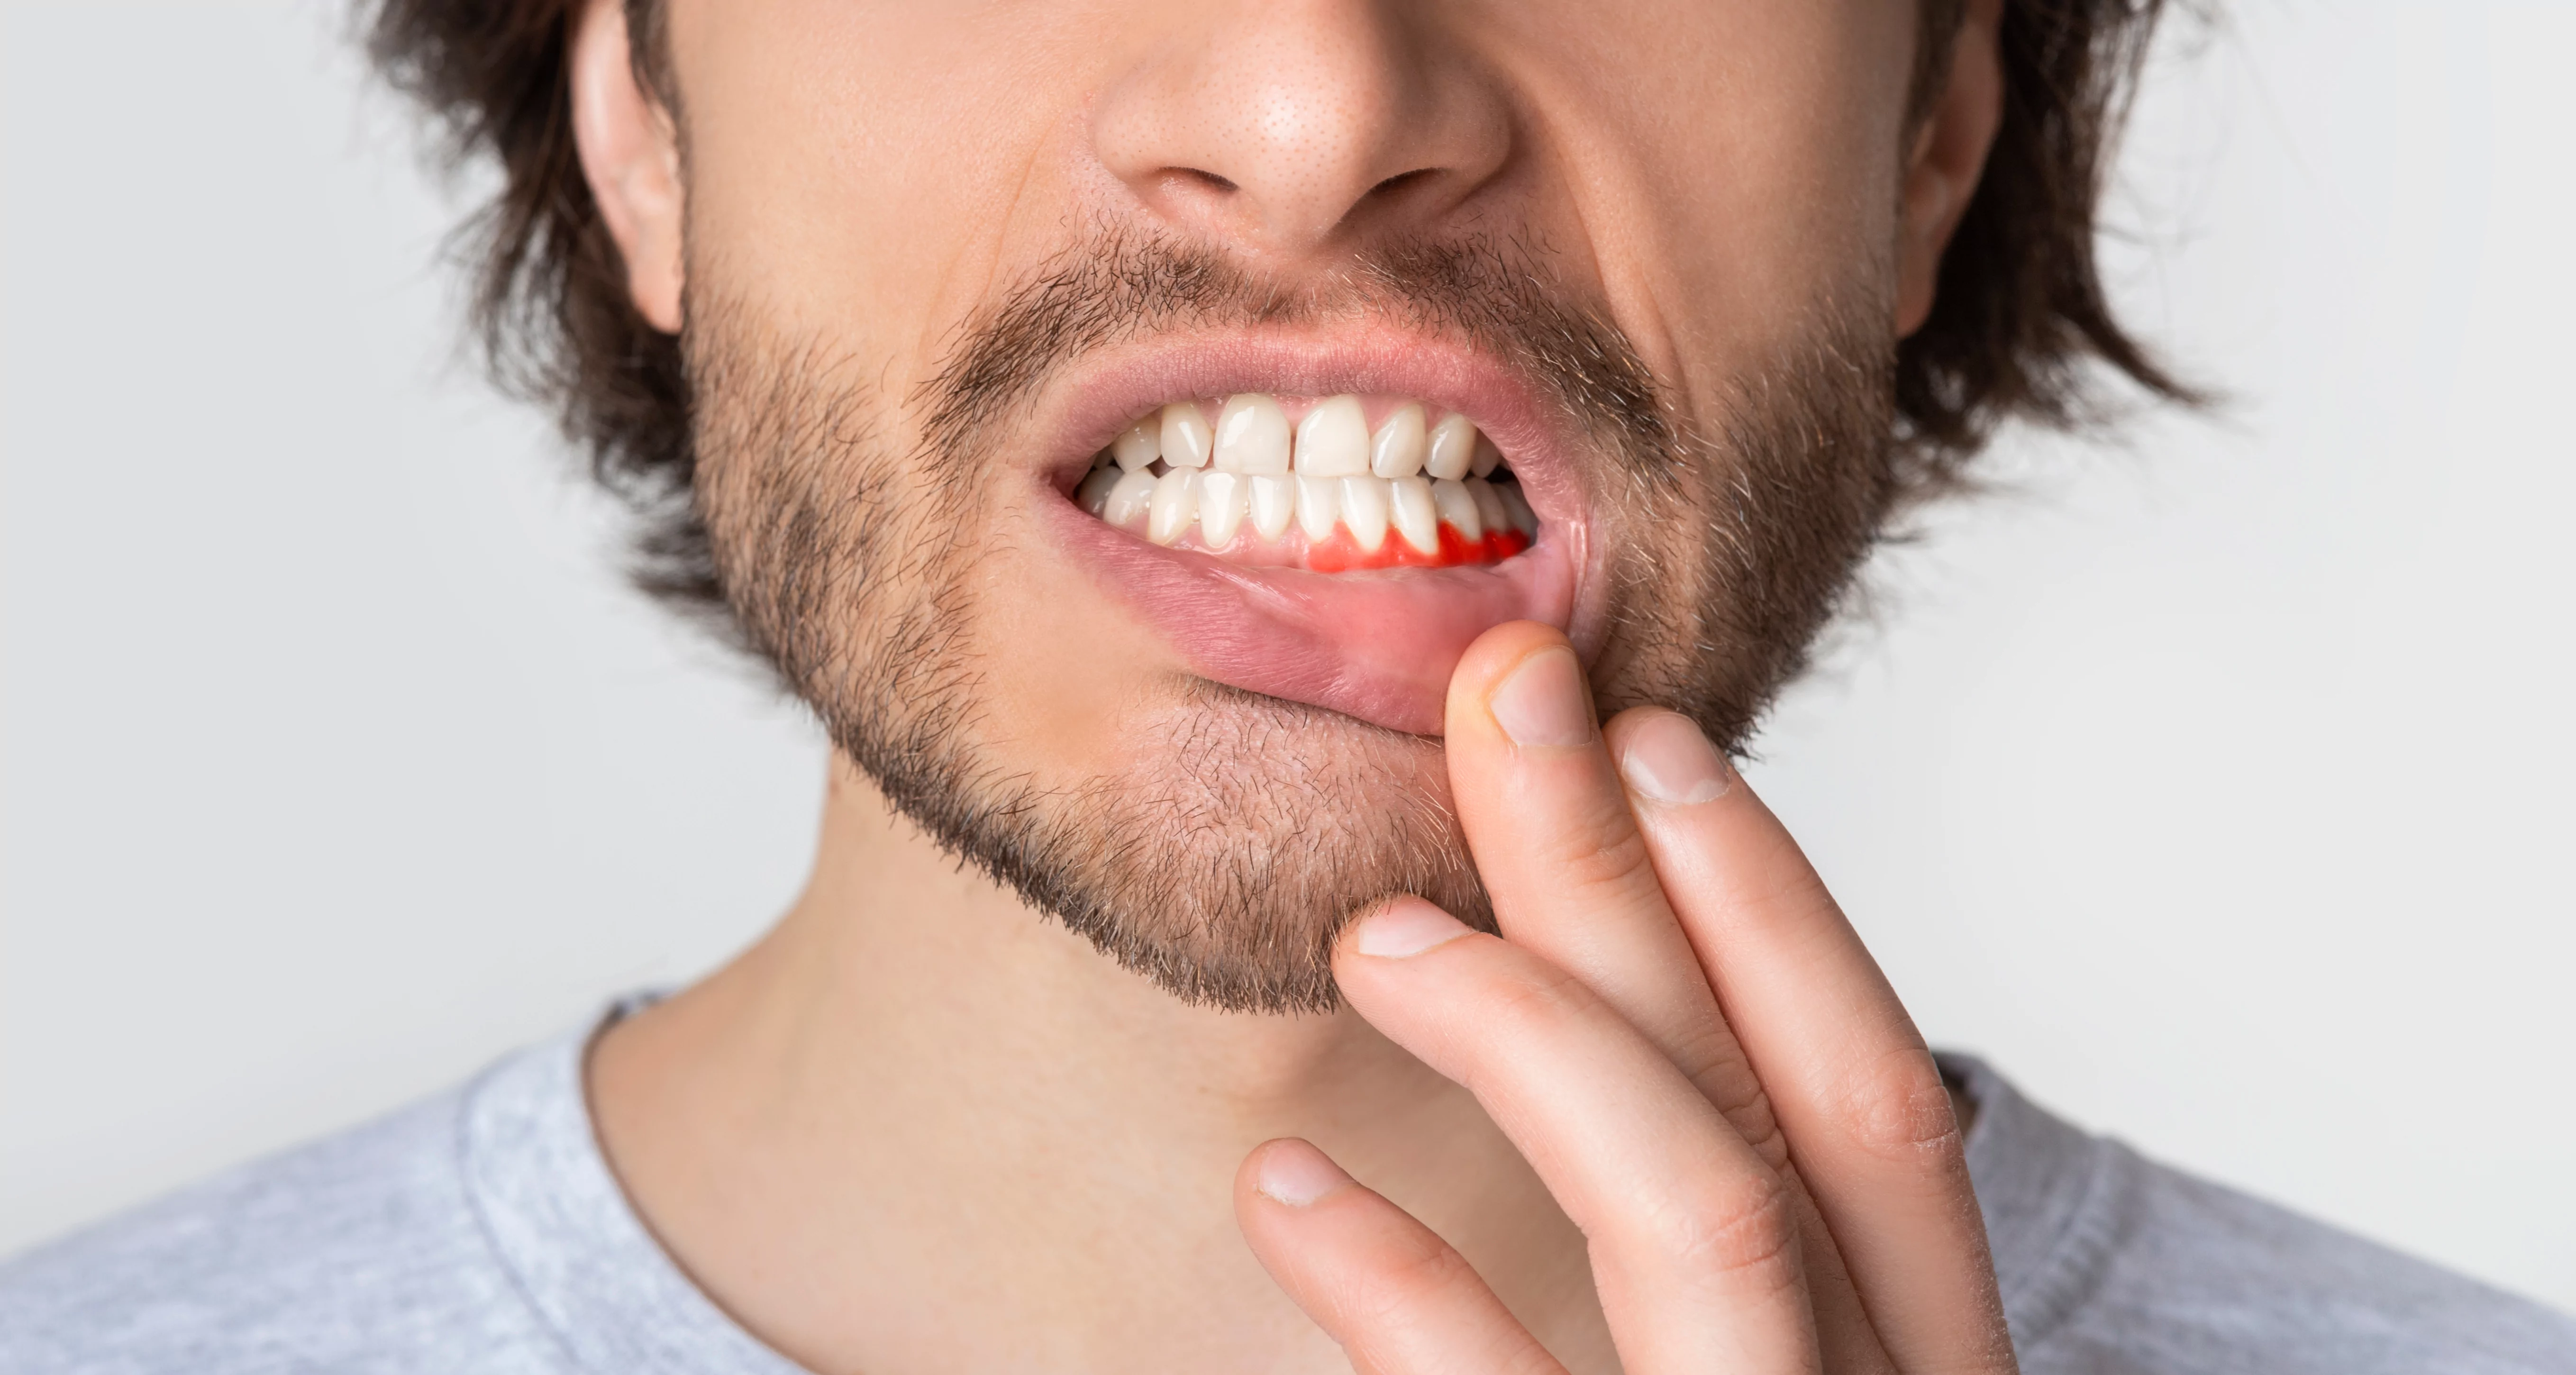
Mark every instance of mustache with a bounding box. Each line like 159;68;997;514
913;229;1678;480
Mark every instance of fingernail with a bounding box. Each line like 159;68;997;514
1258;1139;1353;1207
1487;647;1594;748
1351;897;1471;958
1618;711;1734;807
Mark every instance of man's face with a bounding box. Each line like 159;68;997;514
648;0;1932;1010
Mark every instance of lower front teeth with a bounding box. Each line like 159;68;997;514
1340;475;1392;552
1200;471;1247;546
1083;463;1538;560
1388;475;1438;554
1431;478;1482;541
1249;474;1295;539
1295;475;1338;543
1147;468;1197;545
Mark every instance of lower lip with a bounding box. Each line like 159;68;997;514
1044;484;1578;736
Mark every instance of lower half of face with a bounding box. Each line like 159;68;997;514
688;251;1901;1014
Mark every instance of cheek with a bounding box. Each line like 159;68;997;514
1479;0;1912;396
673;0;1092;373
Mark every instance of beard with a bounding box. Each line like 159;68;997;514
684;233;1902;1014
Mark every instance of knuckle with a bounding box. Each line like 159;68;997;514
1688;1054;1793;1175
1839;1047;1966;1168
1351;1228;1484;1322
1528;792;1661;901
1473;962;1599;1051
1666;1018;1755;1100
1636;1170;1802;1286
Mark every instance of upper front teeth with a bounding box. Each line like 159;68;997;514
1209;396;1284;473
1161;401;1216;470
1080;394;1540;558
1423;412;1476;480
1293;397;1370;478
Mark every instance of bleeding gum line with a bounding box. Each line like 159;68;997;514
1303;526;1532;573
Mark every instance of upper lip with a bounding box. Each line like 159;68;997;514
1024;322;1593;525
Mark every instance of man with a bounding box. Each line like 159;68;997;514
2;0;2568;1371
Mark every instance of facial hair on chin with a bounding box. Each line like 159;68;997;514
683;234;1901;1015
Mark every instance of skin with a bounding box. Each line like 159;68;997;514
576;0;2011;1370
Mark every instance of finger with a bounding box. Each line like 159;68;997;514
1442;623;1780;1166
1447;626;1888;1375
1608;708;2013;1374
1235;1139;1568;1375
1335;898;1822;1375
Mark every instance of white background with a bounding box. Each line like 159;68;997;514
5;0;2571;1315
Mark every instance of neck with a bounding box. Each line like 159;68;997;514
590;755;1608;1375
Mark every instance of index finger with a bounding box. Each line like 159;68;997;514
1606;707;2013;1375
1440;622;1779;1164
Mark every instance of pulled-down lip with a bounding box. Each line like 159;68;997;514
1018;327;1607;735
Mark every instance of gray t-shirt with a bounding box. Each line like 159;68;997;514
3;1010;2570;1373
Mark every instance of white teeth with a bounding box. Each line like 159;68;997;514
1424;413;1477;480
1463;477;1507;536
1077;466;1122;516
1431;477;1482;541
1093;395;1534;558
1160;402;1214;469
1294;395;1371;477
1294;474;1340;543
1369;403;1427;478
1113;419;1161;472
1390;475;1440;554
1197;470;1247;547
1102;468;1158;528
1212;395;1288;474
1338;475;1391;552
1248;473;1295;540
1147;468;1199;545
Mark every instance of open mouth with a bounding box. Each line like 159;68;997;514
1072;394;1539;572
1032;336;1592;735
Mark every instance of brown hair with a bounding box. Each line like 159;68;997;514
363;0;2191;634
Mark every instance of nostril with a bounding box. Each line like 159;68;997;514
1173;167;1238;194
1368;168;1437;200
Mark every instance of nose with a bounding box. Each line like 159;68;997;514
1091;0;1512;258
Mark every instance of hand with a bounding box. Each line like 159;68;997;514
1233;621;2016;1375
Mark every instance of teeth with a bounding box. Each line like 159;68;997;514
1424;413;1477;481
1431;477;1482;541
1077;466;1122;515
1160;402;1214;470
1198;470;1247;547
1463;477;1507;536
1212;395;1287;474
1088;394;1534;559
1338;475;1391;552
1248;474;1295;540
1497;480;1538;536
1113;419;1161;472
1369;403;1427;478
1389;475;1440;554
1102;468;1158;528
1294;474;1340;543
1294;395;1371;477
1147;468;1199;545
